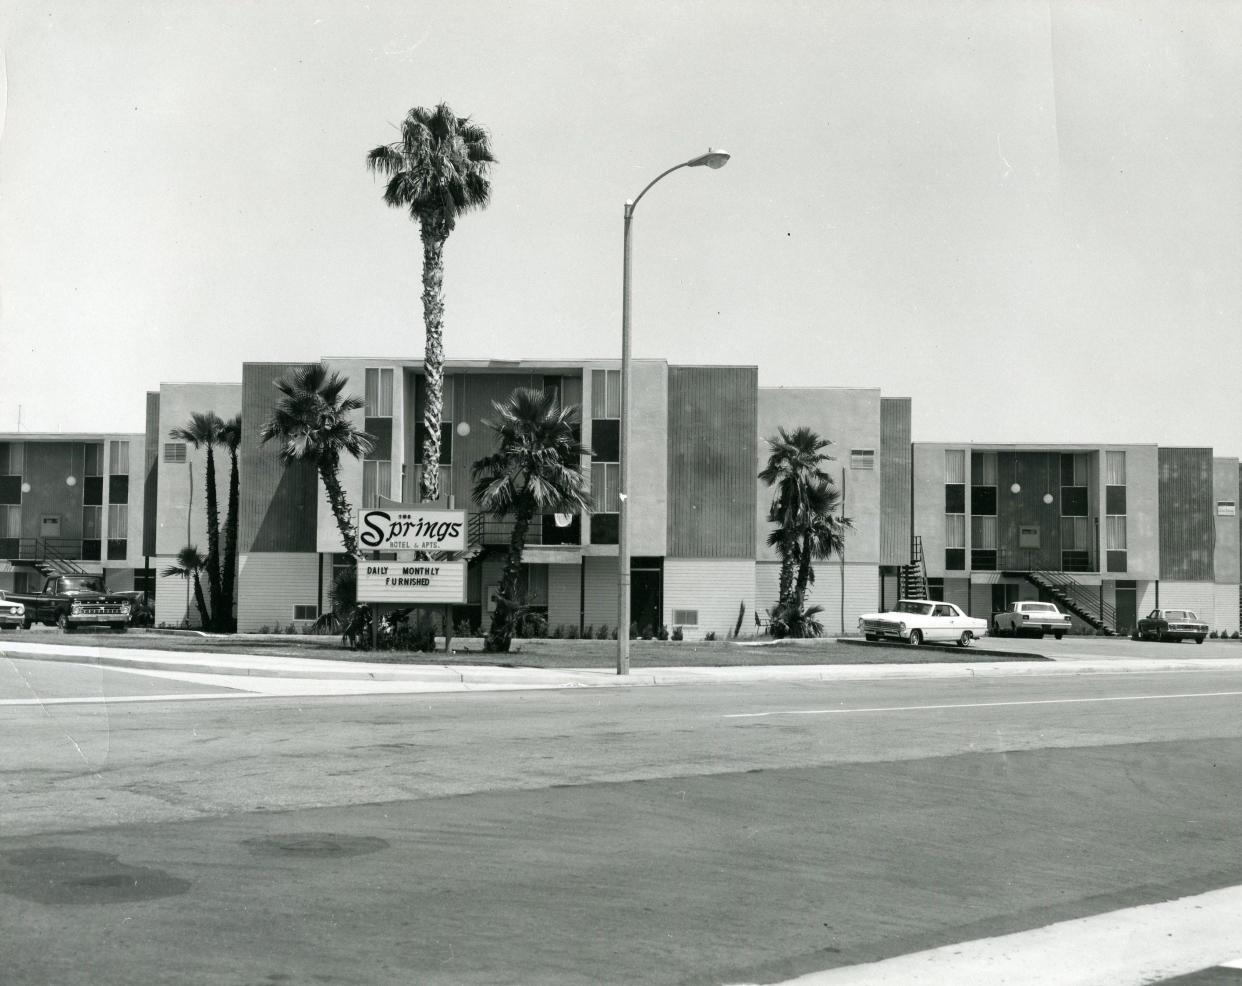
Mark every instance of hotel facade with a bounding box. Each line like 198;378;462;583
1;357;1237;638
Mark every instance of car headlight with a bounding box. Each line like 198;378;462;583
120;603;131;613
898;621;907;631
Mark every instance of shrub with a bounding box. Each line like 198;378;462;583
704;630;717;641
610;626;618;639
549;623;564;639
583;624;593;640
672;626;684;641
1233;631;1240;640
657;624;669;641
640;624;654;640
629;621;639;640
733;601;746;639
1210;630;1219;639
566;623;580;640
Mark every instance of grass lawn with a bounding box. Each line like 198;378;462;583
0;627;1048;668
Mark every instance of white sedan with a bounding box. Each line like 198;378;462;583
859;599;989;647
0;591;25;630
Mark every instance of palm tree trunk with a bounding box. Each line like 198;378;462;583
419;221;447;503
485;509;531;653
191;569;210;629
777;531;797;605
794;530;814;609
204;446;223;629
319;457;362;561
221;447;240;632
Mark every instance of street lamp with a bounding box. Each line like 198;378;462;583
617;148;730;675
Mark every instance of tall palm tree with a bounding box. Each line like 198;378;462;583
366;103;495;502
791;479;850;608
169;411;225;628
218;414;242;632
258;364;376;561
759;426;835;607
161;545;210;629
471;388;591;653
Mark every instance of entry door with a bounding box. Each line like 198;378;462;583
630;561;663;637
991;583;1019;613
1114;586;1137;635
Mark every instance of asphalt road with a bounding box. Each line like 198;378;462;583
4;659;1242;984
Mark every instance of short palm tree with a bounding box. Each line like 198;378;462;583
161;545;210;629
367;103;495;502
169;412;225;628
218;414;242;632
471;388;591;653
791;479;850;608
759;426;836;608
258;364;376;561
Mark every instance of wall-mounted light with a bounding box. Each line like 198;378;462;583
1010;482;1021;494
1043;493;1054;505
456;421;471;438
65;476;77;487
20;482;31;494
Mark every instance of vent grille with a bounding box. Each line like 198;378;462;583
163;443;187;464
672;609;698;626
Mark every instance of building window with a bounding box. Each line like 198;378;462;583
109;440;130;475
590;369;621;544
362;460;391;509
849;449;875;470
82;504;102;560
945;513;965;571
293;604;319;622
672;609;699;627
945;449;966;513
1060;452;1089;517
107;504;128;560
164;443;187;464
1106;515;1127;573
970;515;997;571
1218;501;1236;517
364;367;394;417
0;503;20;556
1060;516;1090;572
0;442;24;476
591;369;621;419
84;443;104;477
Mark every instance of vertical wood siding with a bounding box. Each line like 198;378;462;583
667;367;757;558
1213;457;1239;584
995;451;1065;571
1159;448;1214;580
880;398;912;565
240;363;319;553
582;556;619;630
1213;585;1240;634
236;552;320;632
143;393;159;556
547;563;582;630
754;560;880;632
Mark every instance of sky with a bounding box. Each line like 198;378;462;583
0;1;1239;454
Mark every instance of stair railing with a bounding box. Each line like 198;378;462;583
1027;570;1117;631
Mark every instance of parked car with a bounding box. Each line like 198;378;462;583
991;601;1072;639
1136;609;1208;644
6;575;131;632
858;599;989;647
0;590;26;630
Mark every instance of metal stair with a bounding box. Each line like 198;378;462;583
1020;570;1117;634
899;536;930;600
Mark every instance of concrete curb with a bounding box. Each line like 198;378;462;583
836;638;1048;661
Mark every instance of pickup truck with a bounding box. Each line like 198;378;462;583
8;575;132;632
991;601;1072;639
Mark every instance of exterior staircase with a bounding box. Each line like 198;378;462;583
1021;570;1117;635
5;538;92;578
899;536;930;601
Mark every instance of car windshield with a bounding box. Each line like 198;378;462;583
60;578;104;593
895;601;933;616
1165;610;1196;621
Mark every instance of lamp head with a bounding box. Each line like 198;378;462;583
688;148;731;170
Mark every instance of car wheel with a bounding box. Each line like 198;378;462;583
1054;633;1063;640
56;613;74;634
1037;632;1045;639
957;631;972;647
864;633;877;642
22;618;32;630
907;629;923;647
1195;636;1205;645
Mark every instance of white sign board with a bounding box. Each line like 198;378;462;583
357;507;467;553
356;561;467;604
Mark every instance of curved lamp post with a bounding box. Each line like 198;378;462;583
618;149;730;675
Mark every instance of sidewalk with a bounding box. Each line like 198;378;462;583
6;637;1242;697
